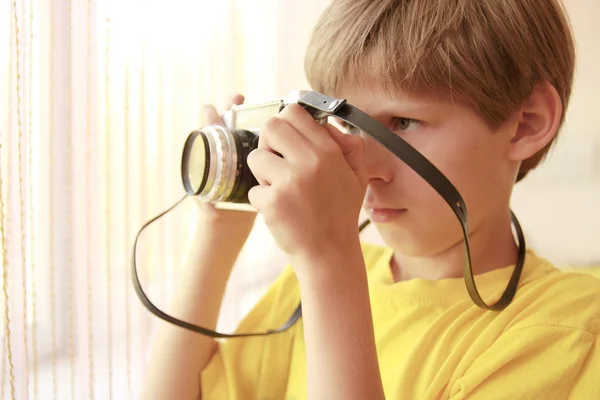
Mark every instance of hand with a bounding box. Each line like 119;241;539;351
196;94;257;233
246;103;368;261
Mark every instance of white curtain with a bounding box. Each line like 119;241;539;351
1;0;328;399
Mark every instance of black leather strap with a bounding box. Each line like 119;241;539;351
131;197;359;338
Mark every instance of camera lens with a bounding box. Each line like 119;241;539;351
181;126;258;203
181;131;210;195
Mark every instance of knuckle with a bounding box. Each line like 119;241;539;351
246;149;259;168
285;103;304;115
303;150;323;174
305;149;320;166
246;148;268;170
263;116;283;131
261;116;285;138
281;103;309;121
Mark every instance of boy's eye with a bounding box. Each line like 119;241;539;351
333;117;420;135
392;117;420;133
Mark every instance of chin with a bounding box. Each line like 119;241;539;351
375;223;456;258
376;225;425;256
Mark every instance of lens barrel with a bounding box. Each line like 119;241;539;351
181;125;258;203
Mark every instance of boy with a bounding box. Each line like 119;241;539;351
143;0;600;399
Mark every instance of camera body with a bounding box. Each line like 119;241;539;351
181;96;299;208
222;100;284;134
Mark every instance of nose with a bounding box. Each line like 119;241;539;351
361;132;395;184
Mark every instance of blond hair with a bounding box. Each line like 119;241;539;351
304;0;576;181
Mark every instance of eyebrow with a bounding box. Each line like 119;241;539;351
332;102;434;128
370;103;438;120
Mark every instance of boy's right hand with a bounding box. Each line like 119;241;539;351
194;94;258;235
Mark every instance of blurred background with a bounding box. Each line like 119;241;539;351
1;0;598;399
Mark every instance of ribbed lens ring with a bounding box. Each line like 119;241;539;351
181;126;260;203
181;130;209;196
196;125;237;202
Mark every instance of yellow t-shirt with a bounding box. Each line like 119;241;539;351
201;244;600;399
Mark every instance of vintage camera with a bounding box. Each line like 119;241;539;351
180;92;309;207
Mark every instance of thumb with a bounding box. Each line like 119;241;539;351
324;124;368;184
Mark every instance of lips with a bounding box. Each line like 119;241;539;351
365;207;407;223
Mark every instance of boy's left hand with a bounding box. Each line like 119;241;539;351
247;103;367;267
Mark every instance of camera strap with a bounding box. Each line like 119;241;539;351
131;197;368;338
132;92;526;339
297;92;526;311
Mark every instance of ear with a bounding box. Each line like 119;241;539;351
507;81;563;162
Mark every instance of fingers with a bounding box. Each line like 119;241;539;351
247;184;272;214
324;124;368;183
226;94;245;109
258;116;312;162
247;148;289;186
200;94;245;126
323;123;349;148
278;103;333;149
200;104;223;126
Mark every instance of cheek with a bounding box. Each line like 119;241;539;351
377;184;464;256
375;144;478;256
384;159;474;256
399;136;469;205
400;132;498;221
395;156;455;226
423;134;509;233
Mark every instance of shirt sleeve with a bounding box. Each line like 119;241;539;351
200;265;301;400
450;324;600;400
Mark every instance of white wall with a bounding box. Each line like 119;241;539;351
510;0;600;265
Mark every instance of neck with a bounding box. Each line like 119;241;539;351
390;210;519;282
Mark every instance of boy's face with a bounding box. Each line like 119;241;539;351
337;83;520;257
